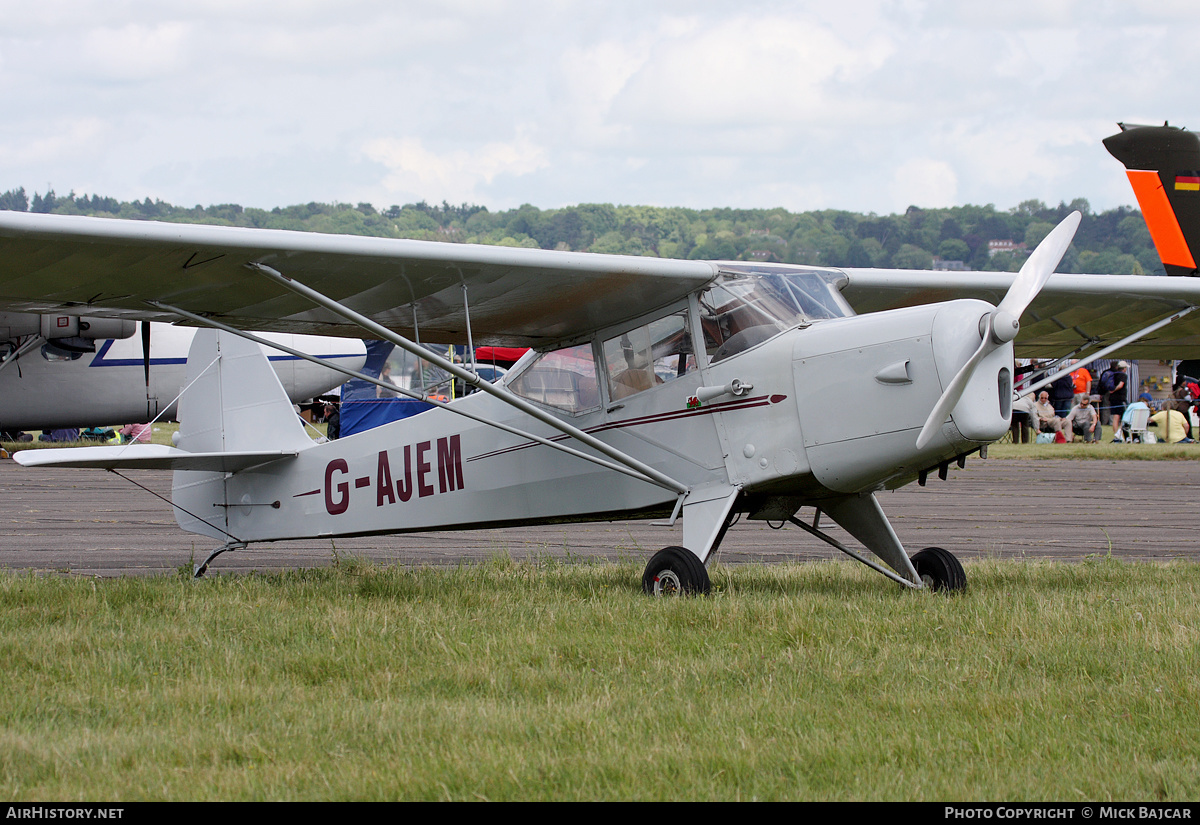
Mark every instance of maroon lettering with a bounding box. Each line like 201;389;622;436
325;459;350;515
416;440;434;498
397;445;414;502
377;451;396;506
437;434;464;493
320;436;463;513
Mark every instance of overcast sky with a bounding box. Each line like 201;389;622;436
2;1;1196;216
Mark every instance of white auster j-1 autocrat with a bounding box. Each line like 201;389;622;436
4;203;1200;593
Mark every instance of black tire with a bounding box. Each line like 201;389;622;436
642;546;711;596
910;546;967;593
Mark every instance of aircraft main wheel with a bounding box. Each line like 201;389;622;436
910;546;967;592
642;546;711;596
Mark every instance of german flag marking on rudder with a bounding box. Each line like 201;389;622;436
1174;171;1200;192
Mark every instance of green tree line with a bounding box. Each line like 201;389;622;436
0;186;1162;275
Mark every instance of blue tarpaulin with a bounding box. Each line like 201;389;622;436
338;341;433;437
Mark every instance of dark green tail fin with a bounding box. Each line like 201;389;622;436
1104;123;1200;276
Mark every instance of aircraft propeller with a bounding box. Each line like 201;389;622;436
914;210;1081;450
141;321;152;419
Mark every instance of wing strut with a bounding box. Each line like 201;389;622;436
0;334;45;376
1019;306;1197;398
786;510;920;589
148;302;683;491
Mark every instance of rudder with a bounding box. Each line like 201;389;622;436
172;329;313;541
1104;123;1200;276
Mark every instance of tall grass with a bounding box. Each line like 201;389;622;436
1;557;1197;801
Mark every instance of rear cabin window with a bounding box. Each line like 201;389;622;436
603;311;696;401
508;343;600;415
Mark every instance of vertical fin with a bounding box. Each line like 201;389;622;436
176;329;313;454
1104;124;1200;276
172;329;313;541
1123;170;1196;271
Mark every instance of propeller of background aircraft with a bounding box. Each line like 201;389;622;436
141;320;152;419
914;211;1082;449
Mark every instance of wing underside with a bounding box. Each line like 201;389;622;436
841;268;1200;358
0;212;717;348
7;212;1200;358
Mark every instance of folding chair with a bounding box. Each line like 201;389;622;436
1126;407;1151;443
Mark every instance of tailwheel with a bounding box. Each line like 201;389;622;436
910;546;967;592
642;546;711;596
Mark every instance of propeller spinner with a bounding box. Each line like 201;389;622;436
914;211;1081;450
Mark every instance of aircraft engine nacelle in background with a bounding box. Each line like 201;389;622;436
0;312;137;352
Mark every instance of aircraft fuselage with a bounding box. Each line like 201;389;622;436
179;293;1011;548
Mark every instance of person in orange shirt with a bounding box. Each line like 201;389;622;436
1070;360;1092;402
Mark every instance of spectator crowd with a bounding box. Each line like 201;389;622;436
1012;359;1196;444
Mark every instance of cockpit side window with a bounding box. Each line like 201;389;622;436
699;282;784;363
508;343;600;415
603;310;696;401
701;269;852;363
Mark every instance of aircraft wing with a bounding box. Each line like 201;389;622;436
840;268;1200;359
0;212;717;348
7;210;1200;360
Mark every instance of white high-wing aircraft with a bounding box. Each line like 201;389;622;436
0;318;367;432
5;131;1200;591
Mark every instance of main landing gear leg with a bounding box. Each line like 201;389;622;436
797;493;967;592
642;485;738;597
194;542;246;578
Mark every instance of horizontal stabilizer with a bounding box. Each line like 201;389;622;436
13;444;298;472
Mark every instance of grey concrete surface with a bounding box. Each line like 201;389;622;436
1;457;1196;577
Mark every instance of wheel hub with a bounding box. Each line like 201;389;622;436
653;569;682;596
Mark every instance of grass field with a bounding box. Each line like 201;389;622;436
1;556;1197;801
988;441;1200;460
2;423;1197;800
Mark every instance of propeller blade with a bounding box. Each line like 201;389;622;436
141;321;151;388
141;321;152;420
996;211;1081;319
916;211;1081;450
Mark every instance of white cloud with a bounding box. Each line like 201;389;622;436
612;14;893;130
363;133;549;205
79;22;192;81
1;117;109;166
890;158;959;210
2;2;1196;213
